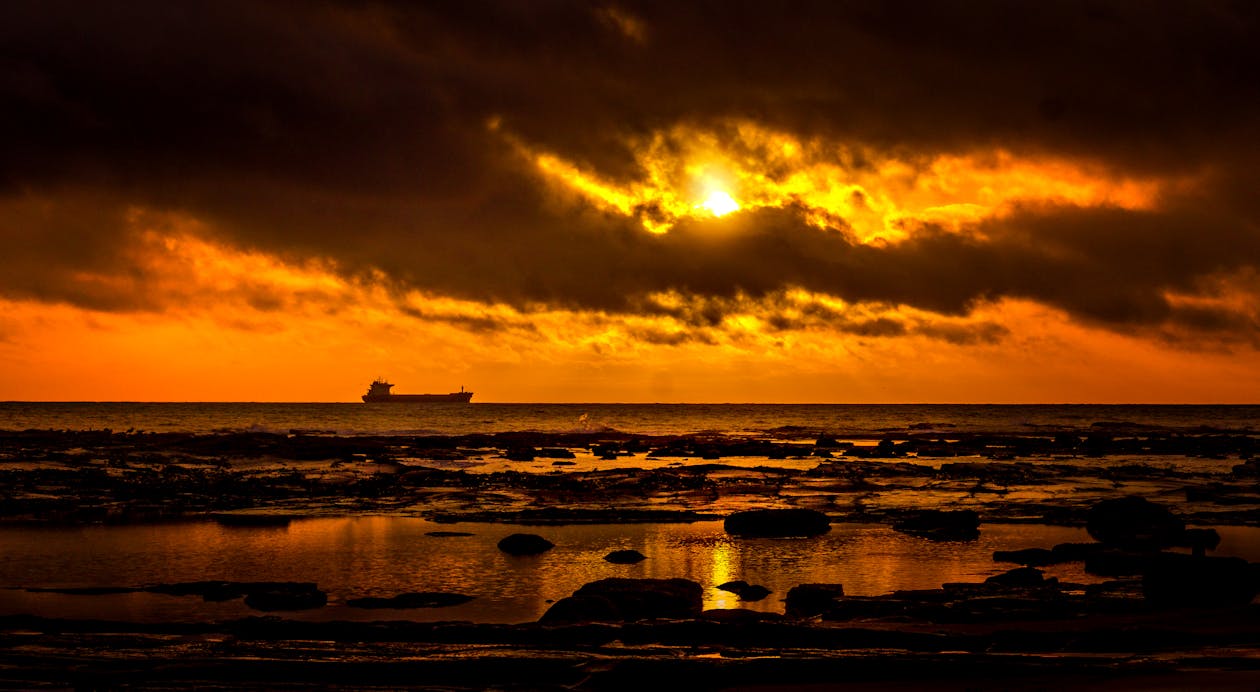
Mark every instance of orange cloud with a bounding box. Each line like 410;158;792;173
3;218;1259;402
517;121;1179;242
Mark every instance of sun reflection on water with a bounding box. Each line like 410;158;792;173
3;520;1259;624
709;539;737;610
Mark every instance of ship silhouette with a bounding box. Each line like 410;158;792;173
361;378;473;403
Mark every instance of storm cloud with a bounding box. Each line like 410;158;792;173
2;0;1259;341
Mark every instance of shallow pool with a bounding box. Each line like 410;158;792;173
1;519;1256;623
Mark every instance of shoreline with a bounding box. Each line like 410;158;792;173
4;596;1260;690
1;428;1257;527
3;428;1260;688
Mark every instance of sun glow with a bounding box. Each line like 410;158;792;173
517;120;1177;240
700;190;740;216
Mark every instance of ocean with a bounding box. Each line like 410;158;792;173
2;402;1258;437
2;401;1259;627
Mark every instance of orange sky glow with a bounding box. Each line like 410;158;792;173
2;140;1256;403
3;4;1258;402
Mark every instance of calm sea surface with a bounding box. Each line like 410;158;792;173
3;403;1257;624
1;403;1258;436
3;518;1257;624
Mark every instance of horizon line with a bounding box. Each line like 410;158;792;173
3;400;1259;406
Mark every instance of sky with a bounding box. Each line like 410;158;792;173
2;1;1259;402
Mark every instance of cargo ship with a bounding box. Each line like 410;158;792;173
361;378;473;403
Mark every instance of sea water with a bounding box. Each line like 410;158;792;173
2;519;1072;623
2;403;1257;625
4;518;1259;624
1;402;1257;436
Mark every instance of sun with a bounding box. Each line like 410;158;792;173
700;190;740;217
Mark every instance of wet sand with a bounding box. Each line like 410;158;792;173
1;428;1259;689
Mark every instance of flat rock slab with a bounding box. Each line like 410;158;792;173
717;580;772;601
541;577;703;623
604;549;647;564
724;509;831;537
498;533;555;555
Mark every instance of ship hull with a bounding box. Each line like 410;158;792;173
362;392;473;403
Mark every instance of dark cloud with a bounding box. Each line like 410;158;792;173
396;304;539;335
2;0;1259;343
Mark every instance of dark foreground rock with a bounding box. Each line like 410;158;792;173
604;549;647;564
985;567;1053;587
10;610;1260;692
1049;542;1109;562
497;533;555;555
537;595;623;623
1178;527;1222;554
700;608;782;623
892;510;980;541
724;508;831;537
785;583;846;617
717;580;772;601
346;592;474;609
1085;549;1159;577
992;548;1057;566
1086;496;1184;548
540;578;703;623
242;584;327;612
1142;554;1259;607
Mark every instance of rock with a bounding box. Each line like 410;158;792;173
604;549;647;564
985;567;1052;587
785;583;845;618
504;446;536;462
1231;458;1260;477
1050;542;1108;562
1143;554;1259;607
1177;528;1221;556
992;548;1056;567
497;533;555;555
540;578;703;623
346;592;474;609
1085;497;1184;548
1085;549;1156;577
717;580;771;601
892;510;980;541
700;608;782;623
538;595;622;624
724;508;831;537
242;584;327;611
822;595;954;622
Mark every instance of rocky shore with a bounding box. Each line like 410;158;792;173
4;565;1260;689
2;428;1259;688
1;427;1257;527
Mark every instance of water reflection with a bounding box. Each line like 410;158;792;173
1;519;1257;624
